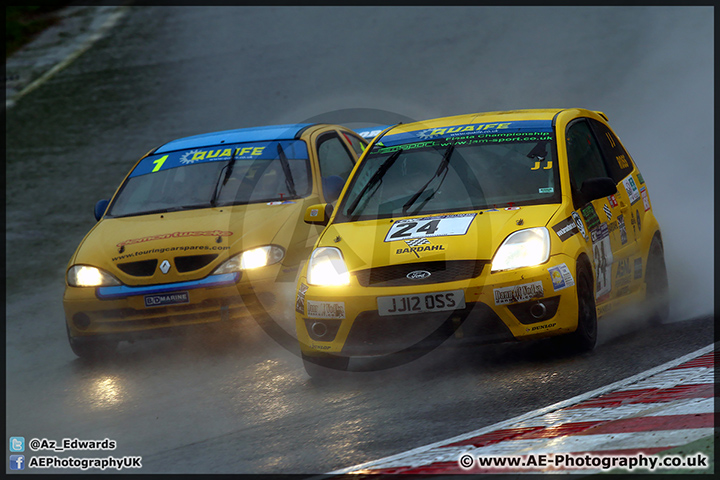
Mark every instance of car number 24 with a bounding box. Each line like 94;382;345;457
377;289;465;316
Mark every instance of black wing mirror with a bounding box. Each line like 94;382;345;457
94;199;109;221
580;177;617;203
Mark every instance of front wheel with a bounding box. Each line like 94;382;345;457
66;324;118;360
556;260;597;353
302;352;349;378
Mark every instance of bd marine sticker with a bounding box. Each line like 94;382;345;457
580;203;600;231
384;213;476;242
617;214;628;245
571;211;588;240
552;216;579;242
591;223;613;300
640;186;651;211
548;264;575;291
494;281;544;305
295;283;308;314
622;175;641;204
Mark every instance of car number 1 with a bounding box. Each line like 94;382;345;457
377;289;465;316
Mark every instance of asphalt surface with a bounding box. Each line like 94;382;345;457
5;6;714;474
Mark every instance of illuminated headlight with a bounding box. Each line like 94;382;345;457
213;245;285;274
491;227;550;272
67;265;121;287
307;247;350;286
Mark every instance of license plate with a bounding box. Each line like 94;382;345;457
144;291;189;308
377;290;465;316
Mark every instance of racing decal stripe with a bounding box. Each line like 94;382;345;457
330;345;715;475
96;272;239;299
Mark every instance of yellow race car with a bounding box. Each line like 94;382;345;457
295;109;669;376
64;123;368;359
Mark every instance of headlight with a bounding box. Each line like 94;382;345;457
307;247;350;286
67;265;122;287
491;227;550;272
213;245;285;274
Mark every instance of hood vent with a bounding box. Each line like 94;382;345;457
174;254;219;273
117;259;158;277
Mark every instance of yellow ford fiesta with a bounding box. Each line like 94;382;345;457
64;123;368;359
295;109;668;375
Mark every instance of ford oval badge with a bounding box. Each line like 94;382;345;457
407;270;431;280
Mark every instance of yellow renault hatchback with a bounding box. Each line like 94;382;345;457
64;123;368;359
295;109;668;375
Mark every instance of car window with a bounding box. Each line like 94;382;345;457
317;132;357;181
587;118;635;183
108;140;312;217
342;132;367;156
566;120;611;195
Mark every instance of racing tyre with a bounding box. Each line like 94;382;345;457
645;236;669;325
66;324;118;360
557;261;597;353
302;352;349;378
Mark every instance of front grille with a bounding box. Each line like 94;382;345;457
174;254;218;273
117;259;158;277
354;260;488;287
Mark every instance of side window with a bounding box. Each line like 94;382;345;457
317;133;356;182
566;120;611;199
588;118;634;183
341;132;367;156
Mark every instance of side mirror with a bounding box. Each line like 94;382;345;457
94;199;110;221
304;203;333;226
321;175;345;203
580;177;617;203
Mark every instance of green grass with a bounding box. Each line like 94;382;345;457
6;4;70;57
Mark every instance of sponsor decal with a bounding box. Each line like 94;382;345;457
144;291;189;308
636;171;645;184
622;175;641;204
310;344;332;350
385;213;476;242
117;230;233;248
530;322;557;332
552;217;579;242
405;238;430;247
634;258;643;279
295;283;308;314
307;300;346;319
504;206;520;211
159;259;171;274
608;194;618;207
616;257;631;278
548;263;575;291
635;209;642;232
572;211;588;240
539;187;554;194
603;203;612;220
395;243;445;257
494;281;544;305
377;120;553;147
617;214;628;245
267;200;296;205
580;203;600;231
640;186;651;211
591;223;613;299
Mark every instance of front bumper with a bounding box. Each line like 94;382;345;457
64;267;289;340
296;254;581;357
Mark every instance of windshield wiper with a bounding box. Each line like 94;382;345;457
346;148;403;217
402;143;455;215
210;148;237;207
276;143;297;197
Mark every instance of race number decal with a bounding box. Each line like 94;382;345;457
384;213;476;242
591;223;613;299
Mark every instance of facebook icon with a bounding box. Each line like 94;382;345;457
9;455;25;470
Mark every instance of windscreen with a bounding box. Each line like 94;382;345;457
337;120;560;221
108;140;311;217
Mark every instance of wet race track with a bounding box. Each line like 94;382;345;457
5;6;714;474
